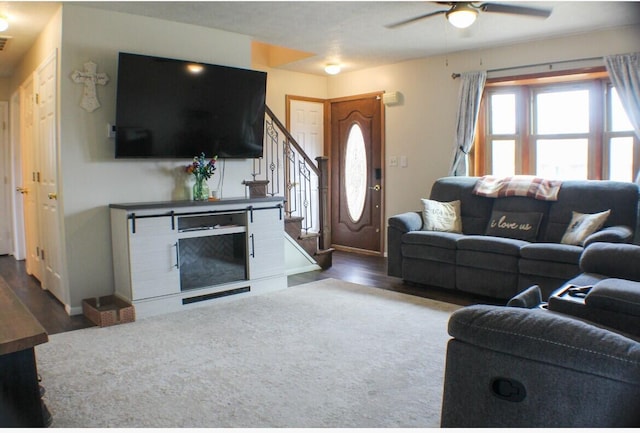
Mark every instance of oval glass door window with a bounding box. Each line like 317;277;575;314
345;124;367;222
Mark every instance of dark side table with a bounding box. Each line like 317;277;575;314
0;280;50;427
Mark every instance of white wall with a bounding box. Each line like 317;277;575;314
259;66;328;119
328;25;640;235
59;5;258;310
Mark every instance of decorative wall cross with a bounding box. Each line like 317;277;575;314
71;61;109;113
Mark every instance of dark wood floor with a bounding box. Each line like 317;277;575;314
1;251;494;336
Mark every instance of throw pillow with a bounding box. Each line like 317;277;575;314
485;211;543;242
420;199;462;233
560;210;611;246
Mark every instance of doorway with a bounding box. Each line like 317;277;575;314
12;51;66;308
287;96;325;233
329;93;384;255
0;101;11;255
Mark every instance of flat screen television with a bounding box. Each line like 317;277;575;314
115;52;267;159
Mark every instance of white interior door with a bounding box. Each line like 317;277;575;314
36;52;65;304
20;76;43;281
289;99;324;233
0;102;11;255
10;91;26;260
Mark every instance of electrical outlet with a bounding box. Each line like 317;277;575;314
107;123;116;138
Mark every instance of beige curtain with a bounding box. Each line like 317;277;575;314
604;53;640;183
449;71;487;176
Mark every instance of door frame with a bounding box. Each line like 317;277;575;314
286;92;386;256
328;91;386;256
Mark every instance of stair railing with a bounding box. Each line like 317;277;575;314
247;105;330;250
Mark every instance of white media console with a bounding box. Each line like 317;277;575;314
109;197;286;318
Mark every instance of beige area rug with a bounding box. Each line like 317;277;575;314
35;278;459;428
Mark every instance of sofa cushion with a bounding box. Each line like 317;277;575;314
519;243;583;264
586;278;640;317
519;259;580;281
420;199;462;233
561;210;610;246
457;250;520;272
456;235;527;256
402;231;462;249
402;232;462;264
485;210;542;242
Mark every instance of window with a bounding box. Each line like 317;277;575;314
476;71;639;181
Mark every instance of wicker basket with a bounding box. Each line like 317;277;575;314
82;295;135;327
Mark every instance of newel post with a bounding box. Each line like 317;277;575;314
316;156;330;250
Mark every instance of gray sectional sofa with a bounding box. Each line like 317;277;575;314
387;176;639;300
440;242;640;427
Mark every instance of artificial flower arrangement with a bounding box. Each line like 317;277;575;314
186;152;218;200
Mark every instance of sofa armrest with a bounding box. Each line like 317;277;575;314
506;285;543;308
580;242;640;282
388;211;423;233
586;278;640;317
387;211;422;278
583;225;633;247
447;304;640;383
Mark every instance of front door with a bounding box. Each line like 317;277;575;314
330;93;384;254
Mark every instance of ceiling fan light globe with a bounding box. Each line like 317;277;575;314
446;9;477;28
0;17;8;32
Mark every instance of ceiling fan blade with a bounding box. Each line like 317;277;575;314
479;3;552;18
385;10;447;29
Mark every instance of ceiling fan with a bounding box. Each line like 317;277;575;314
386;2;552;30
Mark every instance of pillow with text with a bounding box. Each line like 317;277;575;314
561;210;611;246
420;199;462;233
485;211;543;242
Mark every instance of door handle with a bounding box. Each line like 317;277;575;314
16;187;28;194
48;192;58;200
369;184;381;191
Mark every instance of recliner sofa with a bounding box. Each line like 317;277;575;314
440;242;640;427
387;176;639;299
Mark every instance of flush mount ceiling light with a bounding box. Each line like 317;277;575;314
0;16;9;32
445;4;478;29
324;64;341;75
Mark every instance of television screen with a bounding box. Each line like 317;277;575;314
115;52;267;159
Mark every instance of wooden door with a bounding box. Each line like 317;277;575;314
330;94;384;254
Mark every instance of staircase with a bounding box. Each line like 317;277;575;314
284;216;334;270
248;105;333;270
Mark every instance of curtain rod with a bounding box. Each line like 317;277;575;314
450;56;604;79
